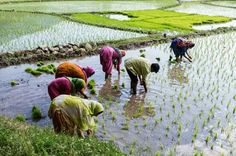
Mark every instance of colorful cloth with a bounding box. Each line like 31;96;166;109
82;66;95;78
67;77;86;95
48;77;71;100
55;62;94;82
48;77;86;100
48;95;104;134
170;38;194;57
125;57;151;83
100;46;124;75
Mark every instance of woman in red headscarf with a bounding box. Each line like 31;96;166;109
100;46;126;79
55;62;95;83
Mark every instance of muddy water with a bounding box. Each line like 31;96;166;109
0;32;236;155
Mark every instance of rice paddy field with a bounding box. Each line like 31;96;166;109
0;0;178;13
206;1;236;8
1;31;236;155
168;2;236;18
1;0;236;155
0;11;146;53
71;10;231;33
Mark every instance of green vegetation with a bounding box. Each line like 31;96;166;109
88;79;97;95
15;114;26;122
25;64;56;76
31;106;42;120
10;80;19;86
71;10;231;33
0;116;125;155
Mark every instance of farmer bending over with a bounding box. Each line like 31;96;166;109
100;46;126;79
170;37;195;62
125;57;160;94
55;62;95;83
48;77;88;100
48;95;104;138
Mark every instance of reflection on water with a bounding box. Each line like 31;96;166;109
0;32;236;155
104;14;131;21
98;78;121;100
168;64;189;84
123;94;155;119
193;20;236;31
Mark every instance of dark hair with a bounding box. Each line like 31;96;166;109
151;63;160;73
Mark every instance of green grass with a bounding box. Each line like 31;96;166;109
71;9;231;33
0;116;125;155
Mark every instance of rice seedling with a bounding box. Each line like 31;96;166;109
25;67;42;76
233;95;236;101
121;82;125;88
10;80;19;86
36;64;56;74
155;57;160;62
202;119;206;128
129;141;137;155
155;151;161;156
233;106;236;114
177;122;182;138
121;120;130;130
15;114;26;122
134;121;138;128
192;124;198;143
88;79;95;89
194;150;203;156
210;144;214;150
213;132;218;140
112;84;119;91
143;119;147;127
139;49;145;53
111;112;117;121
160;144;164;151
36;61;44;67
205;135;210;144
140;53;145;58
90;88;96;95
31;106;42;120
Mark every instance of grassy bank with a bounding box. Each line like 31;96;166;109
71;9;231;33
0;116;125;155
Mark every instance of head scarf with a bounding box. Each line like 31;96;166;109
88;101;104;116
83;66;95;78
113;47;126;58
68;77;86;95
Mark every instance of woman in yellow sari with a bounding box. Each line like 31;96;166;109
48;95;104;138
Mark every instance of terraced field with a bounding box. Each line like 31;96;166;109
0;0;178;13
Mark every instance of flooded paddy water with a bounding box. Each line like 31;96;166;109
0;32;236;155
0;0;177;13
168;2;236;18
193;20;236;31
0;11;146;53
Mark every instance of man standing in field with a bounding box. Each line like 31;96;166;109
125;57;160;94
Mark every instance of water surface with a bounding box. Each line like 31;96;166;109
0;12;146;53
0;32;236;155
0;0;178;13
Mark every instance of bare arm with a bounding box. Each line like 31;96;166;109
79;90;89;99
87;129;93;137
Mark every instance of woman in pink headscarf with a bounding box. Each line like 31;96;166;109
55;62;95;83
100;46;126;79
